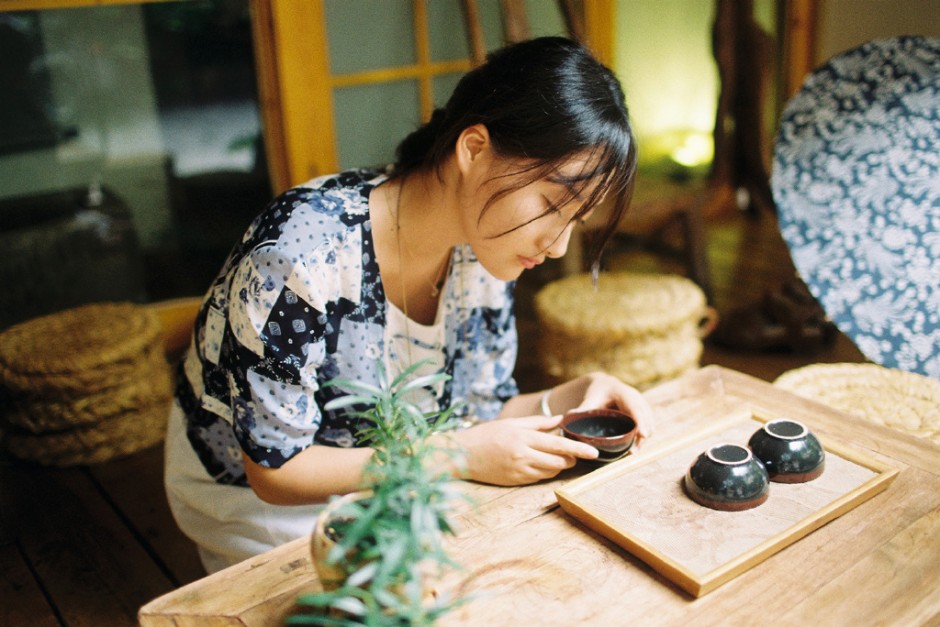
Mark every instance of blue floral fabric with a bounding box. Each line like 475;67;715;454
176;169;519;485
773;36;940;378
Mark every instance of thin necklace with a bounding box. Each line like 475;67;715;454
384;180;414;366
429;261;448;297
382;178;469;417
383;179;449;370
386;180;451;300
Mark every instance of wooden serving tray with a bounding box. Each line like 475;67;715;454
555;407;899;597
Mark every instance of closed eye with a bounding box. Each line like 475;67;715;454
543;196;563;216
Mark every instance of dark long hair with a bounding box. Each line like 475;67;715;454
392;36;637;267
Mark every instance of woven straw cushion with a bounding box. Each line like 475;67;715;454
535;273;710;389
3;349;172;433
0;302;173;464
0;302;163;397
774;363;940;444
3;399;171;466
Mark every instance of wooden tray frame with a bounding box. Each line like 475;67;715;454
555;407;899;597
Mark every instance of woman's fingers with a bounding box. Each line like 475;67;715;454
527;429;598;460
574;373;656;442
453;416;598;485
502;413;563;431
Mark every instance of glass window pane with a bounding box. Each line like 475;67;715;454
525;0;567;37
478;0;506;51
433;73;464;108
428;1;470;61
326;0;415;74
0;1;271;326
334;81;420;171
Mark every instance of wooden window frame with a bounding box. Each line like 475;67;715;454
2;0;818;195
255;0;482;192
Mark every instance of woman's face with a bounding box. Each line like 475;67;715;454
461;154;602;281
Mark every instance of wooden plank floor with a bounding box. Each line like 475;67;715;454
0;208;866;626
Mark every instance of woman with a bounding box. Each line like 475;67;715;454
166;36;654;573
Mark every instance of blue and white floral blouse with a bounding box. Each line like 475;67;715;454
176;169;519;485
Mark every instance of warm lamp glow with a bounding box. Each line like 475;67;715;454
671;132;713;167
612;0;719;172
639;129;714;175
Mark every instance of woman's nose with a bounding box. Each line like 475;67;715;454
542;223;575;258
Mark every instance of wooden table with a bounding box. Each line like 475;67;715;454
139;366;940;625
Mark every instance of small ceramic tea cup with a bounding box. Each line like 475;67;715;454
748;419;825;483
684;443;770;511
561;409;637;462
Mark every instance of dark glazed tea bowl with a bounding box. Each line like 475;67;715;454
684;443;770;511
561;409;637;462
748;419;825;483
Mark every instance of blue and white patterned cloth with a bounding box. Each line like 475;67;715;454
176;169;519;485
773;36;940;379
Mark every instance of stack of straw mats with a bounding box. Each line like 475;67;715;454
775;362;940;444
535;272;715;390
0;302;173;466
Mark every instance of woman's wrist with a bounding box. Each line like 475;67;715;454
540;389;554;417
427;431;470;480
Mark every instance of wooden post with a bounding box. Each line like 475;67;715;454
461;0;488;66
500;0;530;43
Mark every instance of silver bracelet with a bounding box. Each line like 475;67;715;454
540;389;553;417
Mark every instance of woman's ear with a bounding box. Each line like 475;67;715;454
454;123;492;175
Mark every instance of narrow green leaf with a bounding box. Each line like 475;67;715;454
373;587;403;611
397;372;449;394
323;376;383;396
345;561;378;588
330;595;368;616
375;360;389;390
389;359;435;389
374;536;406;582
324;394;380;411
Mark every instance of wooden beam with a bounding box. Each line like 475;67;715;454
560;0;585;43
782;0;818;98
264;0;338;186
413;0;433;121
583;0;614;66
500;0;530;43
250;0;291;194
461;0;488;66
330;60;473;89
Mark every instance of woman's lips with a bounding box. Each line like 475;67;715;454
518;255;542;270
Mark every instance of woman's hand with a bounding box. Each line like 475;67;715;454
443;415;599;486
564;372;655;447
500;372;655;449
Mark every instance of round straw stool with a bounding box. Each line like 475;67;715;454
3;399;171;467
774;363;940;444
534;272;716;390
0;302;173;466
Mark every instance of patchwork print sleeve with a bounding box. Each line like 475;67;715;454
223;242;330;468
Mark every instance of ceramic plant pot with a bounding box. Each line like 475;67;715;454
684;443;770;511
561;409;637;462
311;490;370;591
748;419;825;483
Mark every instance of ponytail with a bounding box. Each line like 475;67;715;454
393;108;448;174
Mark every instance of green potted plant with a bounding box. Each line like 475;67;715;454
289;360;467;625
